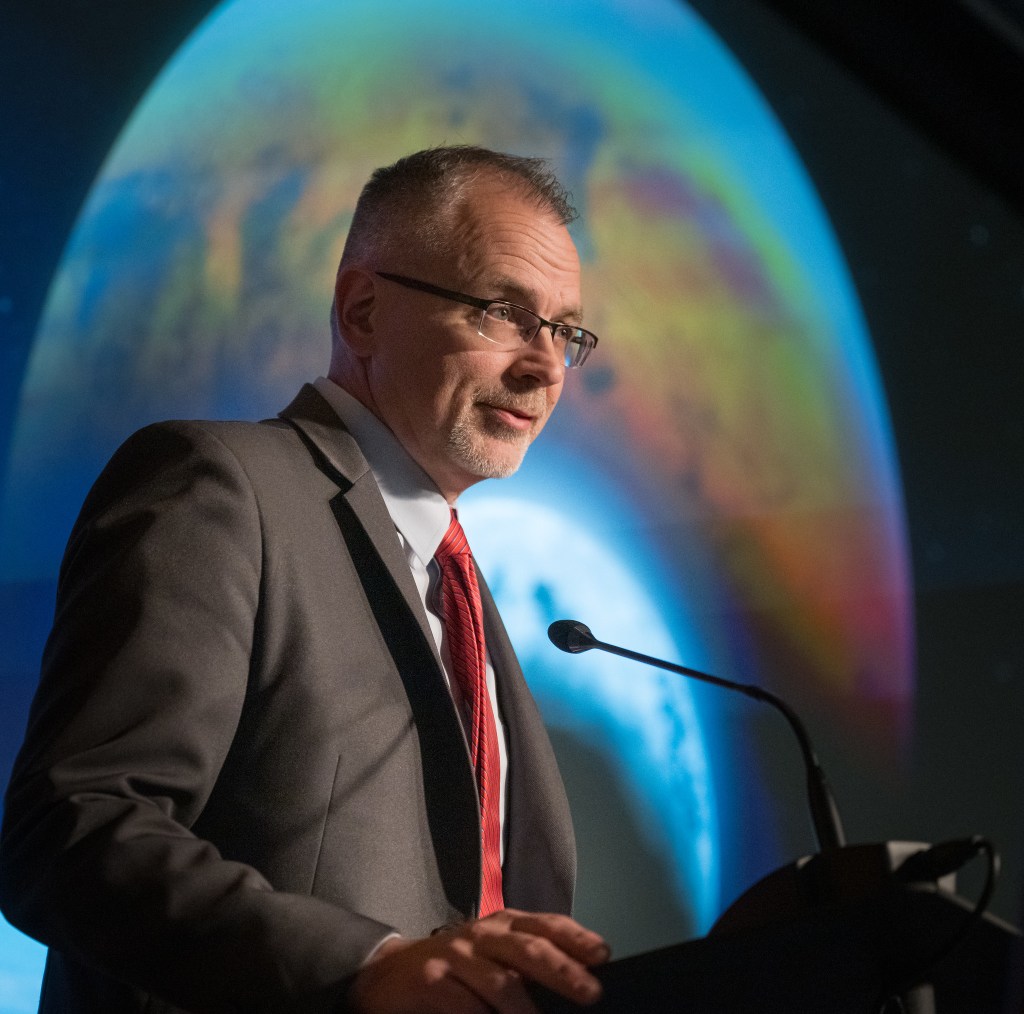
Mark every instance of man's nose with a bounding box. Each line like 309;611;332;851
509;327;566;386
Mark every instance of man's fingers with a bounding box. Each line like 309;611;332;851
467;923;603;1006
350;914;610;1013
491;909;611;965
352;931;539;1014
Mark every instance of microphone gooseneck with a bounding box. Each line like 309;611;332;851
547;618;846;853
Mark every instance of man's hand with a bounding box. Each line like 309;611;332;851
348;909;611;1014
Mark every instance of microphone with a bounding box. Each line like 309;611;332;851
547;619;846;852
549;620;1010;1010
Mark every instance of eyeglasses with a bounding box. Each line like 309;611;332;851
375;271;598;369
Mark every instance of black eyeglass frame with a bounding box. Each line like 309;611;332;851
375;271;598;368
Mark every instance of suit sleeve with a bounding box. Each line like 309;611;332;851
0;422;393;1013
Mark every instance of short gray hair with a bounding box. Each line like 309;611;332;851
338;145;577;271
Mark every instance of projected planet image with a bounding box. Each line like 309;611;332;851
1;0;913;977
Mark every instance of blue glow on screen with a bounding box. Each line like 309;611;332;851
0;918;45;1013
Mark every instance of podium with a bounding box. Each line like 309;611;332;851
541;628;1022;1010
533;845;1023;1013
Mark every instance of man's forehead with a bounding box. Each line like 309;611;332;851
441;177;581;306
452;175;567;233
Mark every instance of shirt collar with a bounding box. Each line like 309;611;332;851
313;377;452;565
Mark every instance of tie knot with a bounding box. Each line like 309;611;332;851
436;511;471;563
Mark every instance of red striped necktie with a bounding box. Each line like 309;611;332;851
434;510;504;917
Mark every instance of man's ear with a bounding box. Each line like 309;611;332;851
334;267;377;356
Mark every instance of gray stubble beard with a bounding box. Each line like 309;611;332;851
446;414;532;480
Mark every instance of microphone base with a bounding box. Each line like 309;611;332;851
711;841;956;936
710;841;1019;1011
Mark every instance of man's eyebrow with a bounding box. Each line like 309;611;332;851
488;276;584;324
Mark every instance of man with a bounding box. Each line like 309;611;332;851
0;146;608;1012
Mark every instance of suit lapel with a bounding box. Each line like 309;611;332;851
277;385;439;663
277;385;483;918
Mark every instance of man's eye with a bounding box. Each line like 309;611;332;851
488;304;514;323
554;325;581;343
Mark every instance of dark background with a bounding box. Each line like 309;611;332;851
2;0;1023;939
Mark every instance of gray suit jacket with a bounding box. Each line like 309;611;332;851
0;385;575;1013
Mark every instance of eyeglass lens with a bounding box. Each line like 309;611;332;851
480;303;592;368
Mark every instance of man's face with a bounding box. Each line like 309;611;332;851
360;179;581;501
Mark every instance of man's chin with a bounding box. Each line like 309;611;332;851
447;428;530;481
